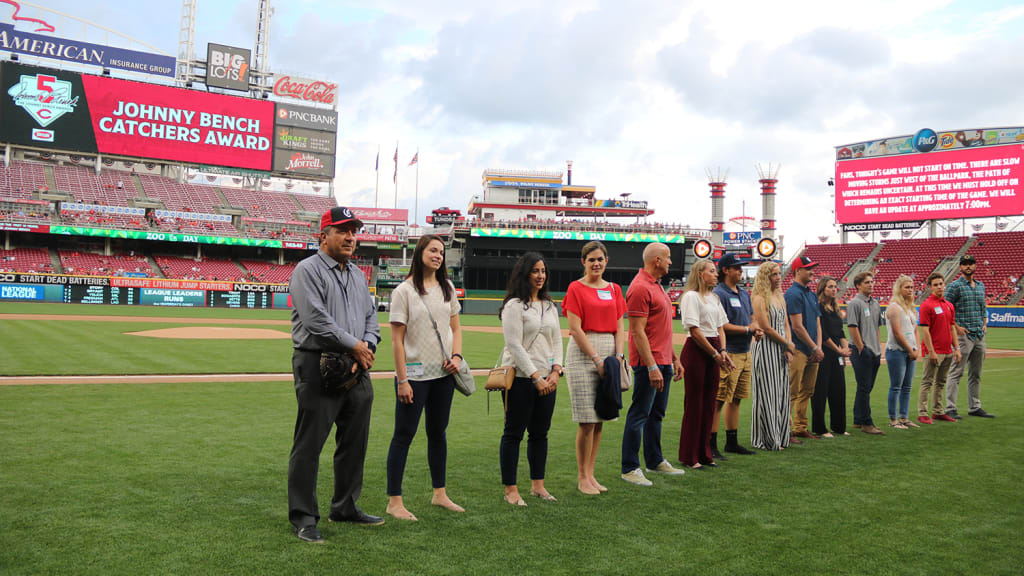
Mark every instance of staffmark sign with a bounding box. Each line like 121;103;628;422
7;73;78;127
206;44;250;91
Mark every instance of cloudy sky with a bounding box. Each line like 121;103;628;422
14;0;1024;250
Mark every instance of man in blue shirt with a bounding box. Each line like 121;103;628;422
711;253;762;458
784;256;824;441
945;254;995;419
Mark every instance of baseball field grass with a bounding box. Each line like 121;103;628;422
1;302;1022;575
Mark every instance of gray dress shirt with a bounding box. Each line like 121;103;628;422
289;250;380;352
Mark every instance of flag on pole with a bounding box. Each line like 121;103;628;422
393;147;398;183
409;152;418;166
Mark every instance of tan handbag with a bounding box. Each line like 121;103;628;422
485;365;515;392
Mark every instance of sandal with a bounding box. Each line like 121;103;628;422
821;432;835;439
900;419;920;428
529;490;558;502
889;420;908;430
503;493;527;507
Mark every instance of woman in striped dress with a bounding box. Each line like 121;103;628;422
750;262;796;451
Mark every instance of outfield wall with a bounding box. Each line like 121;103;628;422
0;273;290;309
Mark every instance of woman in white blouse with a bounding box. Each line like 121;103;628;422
678;259;734;469
386;234;465;521
498;252;563;506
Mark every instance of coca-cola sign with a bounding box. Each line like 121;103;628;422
273;148;335;178
272;75;337;107
351;208;409;222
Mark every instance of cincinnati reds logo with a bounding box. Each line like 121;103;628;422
8;73;78;127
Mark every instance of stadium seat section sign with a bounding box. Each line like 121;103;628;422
834;144;1024;224
0;62;274;170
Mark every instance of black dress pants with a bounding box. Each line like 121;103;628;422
288;350;374;530
386;375;455;496
811;351;847;435
500;376;557;485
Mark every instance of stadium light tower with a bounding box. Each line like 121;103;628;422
756;163;780;240
176;0;197;85
706;167;729;249
253;0;274;97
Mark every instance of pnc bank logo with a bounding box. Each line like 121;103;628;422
913;128;937;153
7;73;78;127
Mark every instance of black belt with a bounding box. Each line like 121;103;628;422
295;348;324;354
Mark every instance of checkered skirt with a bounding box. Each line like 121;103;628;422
566;331;616;423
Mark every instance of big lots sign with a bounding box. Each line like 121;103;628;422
272;75;337;107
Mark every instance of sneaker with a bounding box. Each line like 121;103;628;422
968;409;996;418
710;447;728;461
946;411;963;421
621;468;653;486
724;444;757;455
933;413;957;423
646;460;686;476
295;525;324;543
917;416;934;425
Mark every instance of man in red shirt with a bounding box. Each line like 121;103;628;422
620;243;686;486
917;272;961;424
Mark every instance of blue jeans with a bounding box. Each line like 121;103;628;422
885;349;916;420
850;347;881;426
621;364;672;473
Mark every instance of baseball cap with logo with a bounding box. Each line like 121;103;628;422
960;254;976;265
320;207;363;231
718;253;748;269
791;256;818;271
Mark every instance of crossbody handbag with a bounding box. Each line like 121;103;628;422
487;302;548;412
415;289;476;396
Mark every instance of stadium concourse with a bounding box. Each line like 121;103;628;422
2;158;1023;301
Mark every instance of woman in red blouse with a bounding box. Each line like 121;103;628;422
563;241;627;495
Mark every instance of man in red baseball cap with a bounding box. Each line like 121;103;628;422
288;205;382;543
785;255;825;440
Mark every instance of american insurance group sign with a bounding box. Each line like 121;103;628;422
272;75;337;108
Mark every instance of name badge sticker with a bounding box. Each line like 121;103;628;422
934;306;944;315
405;362;424;378
863;309;871;317
730;297;742;308
596;289;612;301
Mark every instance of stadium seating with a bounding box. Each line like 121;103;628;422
61;210;148;230
868;237;968;302
240;260;297;284
59;250;153;277
0;247;53;273
153;255;247;281
219;186;300;220
293;193;336;215
782;242;877;294
2;162;48;200
963;231;1024;304
137;174;224;213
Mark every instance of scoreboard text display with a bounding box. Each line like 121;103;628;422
834;144;1024;224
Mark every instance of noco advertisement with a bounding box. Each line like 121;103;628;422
0;62;338;176
834;142;1024;224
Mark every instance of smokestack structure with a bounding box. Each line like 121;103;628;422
566;160;573;185
706;168;728;249
756;163;780;240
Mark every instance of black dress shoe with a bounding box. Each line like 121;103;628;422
295;525;324;543
968;409;996;418
698;461;718;468
329;510;385;526
724;444;757;455
947;411;963;420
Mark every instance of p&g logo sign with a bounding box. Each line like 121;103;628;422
913;128;937;153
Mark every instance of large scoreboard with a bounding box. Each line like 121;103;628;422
834;127;1024;225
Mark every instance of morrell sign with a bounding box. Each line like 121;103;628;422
272;75;337;107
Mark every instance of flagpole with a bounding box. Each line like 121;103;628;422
374;145;380;208
394;140;399;209
414;147;419;227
